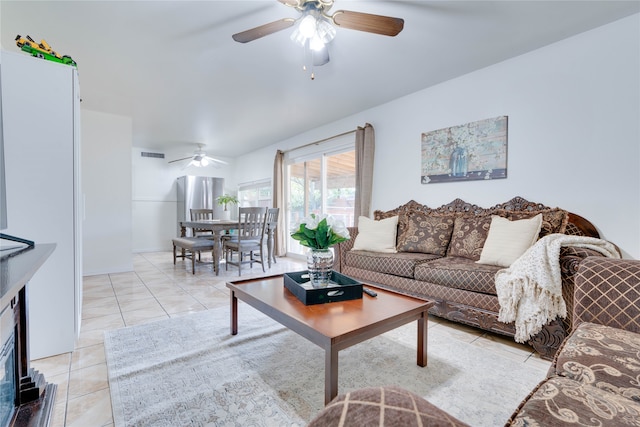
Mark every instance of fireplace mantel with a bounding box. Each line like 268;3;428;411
1;243;56;427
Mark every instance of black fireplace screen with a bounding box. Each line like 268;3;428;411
0;332;15;427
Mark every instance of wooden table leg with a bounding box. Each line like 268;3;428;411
325;346;339;405
266;226;274;268
230;290;238;335
417;311;428;367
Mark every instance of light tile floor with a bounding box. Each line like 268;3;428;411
31;251;551;427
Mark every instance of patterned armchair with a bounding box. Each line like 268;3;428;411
506;257;640;425
309;257;640;427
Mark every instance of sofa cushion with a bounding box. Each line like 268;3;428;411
506;376;640;426
346;250;439;279
352;216;399;253
344;264;502;313
551;322;640;401
308;386;470;427
476;214;542;267
414;256;502;295
446;215;493;260
396;211;455;256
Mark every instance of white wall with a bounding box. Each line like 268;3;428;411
131;146;235;252
234;15;640;259
82;110;133;275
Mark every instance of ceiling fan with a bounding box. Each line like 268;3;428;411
232;0;404;75
168;145;227;168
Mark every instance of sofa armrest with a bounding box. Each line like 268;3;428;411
573;257;640;332
559;247;613;333
560;246;609;276
333;227;357;273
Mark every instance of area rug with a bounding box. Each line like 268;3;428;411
105;304;548;427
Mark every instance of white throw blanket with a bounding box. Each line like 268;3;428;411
496;233;620;343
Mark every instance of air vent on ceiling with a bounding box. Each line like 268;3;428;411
141;152;165;159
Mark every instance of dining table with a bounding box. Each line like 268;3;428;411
179;219;277;275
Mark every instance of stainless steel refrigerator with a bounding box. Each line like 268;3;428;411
177;176;225;236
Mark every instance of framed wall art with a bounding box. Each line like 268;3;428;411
421;116;508;184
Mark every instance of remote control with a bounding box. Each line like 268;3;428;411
363;288;377;297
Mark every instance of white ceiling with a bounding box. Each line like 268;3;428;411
1;1;638;159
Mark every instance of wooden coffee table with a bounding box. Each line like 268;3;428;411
226;274;435;404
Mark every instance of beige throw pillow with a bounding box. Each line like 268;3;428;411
352;216;399;253
477;214;542;267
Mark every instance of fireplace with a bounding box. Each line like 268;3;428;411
0;244;56;427
0;332;16;426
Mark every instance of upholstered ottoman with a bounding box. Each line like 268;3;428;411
307;386;469;427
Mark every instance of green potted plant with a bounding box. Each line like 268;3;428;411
216;194;238;220
290;213;350;287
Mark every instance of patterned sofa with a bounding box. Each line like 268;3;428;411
333;197;608;360
309;257;640;426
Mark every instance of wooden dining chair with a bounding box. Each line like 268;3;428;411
223;207;268;275
186;208;215;264
172;236;214;274
190;209;215;238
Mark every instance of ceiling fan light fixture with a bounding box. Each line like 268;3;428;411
312;44;330;66
290;27;306;47
315;17;336;43
187;154;207;167
309;35;324;51
290;10;335;49
298;14;317;38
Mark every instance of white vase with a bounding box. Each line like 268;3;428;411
222;210;231;221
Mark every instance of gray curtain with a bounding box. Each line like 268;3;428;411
272;150;287;257
354;123;375;225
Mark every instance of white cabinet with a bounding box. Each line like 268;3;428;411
1;50;82;359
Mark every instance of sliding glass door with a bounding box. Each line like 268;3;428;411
287;149;355;256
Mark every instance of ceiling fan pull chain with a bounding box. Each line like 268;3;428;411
302;40;315;80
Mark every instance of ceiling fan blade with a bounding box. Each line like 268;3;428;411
205;156;228;165
331;10;404;36
232;18;296;43
168;156;192;164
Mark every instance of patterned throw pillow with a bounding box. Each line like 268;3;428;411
447;215;494;260
396;212;455;256
503;208;569;237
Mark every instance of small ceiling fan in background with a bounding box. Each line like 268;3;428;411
232;0;404;78
168;145;228;168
